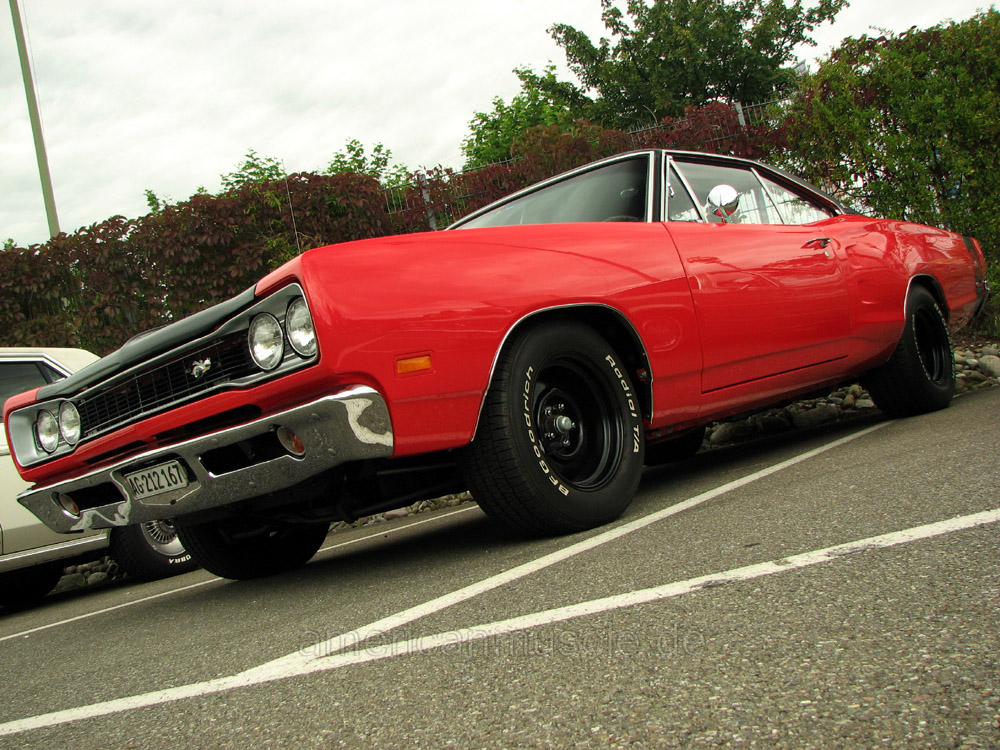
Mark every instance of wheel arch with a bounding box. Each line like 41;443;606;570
474;304;654;437
907;274;949;322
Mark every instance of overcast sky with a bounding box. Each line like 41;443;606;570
1;0;993;247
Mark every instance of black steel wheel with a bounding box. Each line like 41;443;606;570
464;321;644;536
864;285;955;417
175;519;329;580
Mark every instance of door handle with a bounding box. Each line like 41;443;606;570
804;237;833;258
803;237;831;249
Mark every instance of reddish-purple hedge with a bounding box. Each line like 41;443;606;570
1;172;388;353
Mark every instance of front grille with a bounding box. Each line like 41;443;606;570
76;332;256;439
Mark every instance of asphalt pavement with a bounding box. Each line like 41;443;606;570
1;387;997;749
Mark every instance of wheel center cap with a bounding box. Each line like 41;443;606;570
554;415;576;434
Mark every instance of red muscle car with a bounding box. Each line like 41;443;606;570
4;150;990;580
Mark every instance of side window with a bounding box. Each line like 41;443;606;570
758;175;834;224
0;361;64;452
458;157;650;228
0;361;56;410
674;161;781;225
0;360;65;450
666;165;699;222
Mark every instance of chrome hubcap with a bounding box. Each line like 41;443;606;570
140;519;186;557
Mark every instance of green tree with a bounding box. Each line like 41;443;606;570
219;149;286;191
325;139;410;187
461;65;582;168
775;10;1000;329
529;0;845;129
143;189;165;212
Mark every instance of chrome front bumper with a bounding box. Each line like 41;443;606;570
18;387;393;533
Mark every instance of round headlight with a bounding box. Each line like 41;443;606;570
249;313;284;370
286;298;317;357
36;410;59;453
59;401;82;446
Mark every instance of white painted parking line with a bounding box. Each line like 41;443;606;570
3;505;996;737
0;422;911;736
391;506;1000;660
316;505;480;555
0;506;480;646
0;579;222;645
249;422;893;680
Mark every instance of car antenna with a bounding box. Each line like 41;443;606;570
282;161;302;255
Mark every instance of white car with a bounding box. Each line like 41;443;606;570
1;348;196;608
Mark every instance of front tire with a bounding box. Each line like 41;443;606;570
110;520;198;581
464;321;644;536
176;519;329;580
864;286;955;417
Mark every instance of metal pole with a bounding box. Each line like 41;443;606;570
9;0;60;238
734;101;747;129
417;173;437;230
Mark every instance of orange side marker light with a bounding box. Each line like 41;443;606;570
396;355;433;375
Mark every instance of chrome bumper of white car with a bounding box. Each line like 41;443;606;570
18;387;394;534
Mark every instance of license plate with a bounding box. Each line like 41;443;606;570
125;460;189;500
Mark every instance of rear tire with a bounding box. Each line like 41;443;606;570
464;321;644;536
176;519;329;580
864;286;955;417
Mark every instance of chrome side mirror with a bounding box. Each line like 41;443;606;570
706;184;740;222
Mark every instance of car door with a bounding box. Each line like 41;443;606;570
665;158;852;395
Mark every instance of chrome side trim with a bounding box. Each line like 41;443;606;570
643;151;656;221
18;387;394;533
660;152;669;221
0;533;109;574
